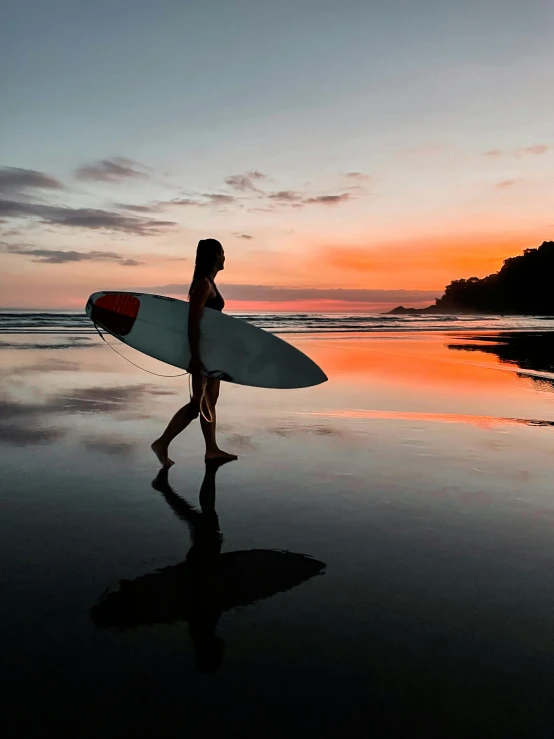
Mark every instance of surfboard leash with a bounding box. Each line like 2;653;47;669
93;321;215;423
93;321;188;377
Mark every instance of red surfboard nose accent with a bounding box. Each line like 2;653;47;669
91;293;140;336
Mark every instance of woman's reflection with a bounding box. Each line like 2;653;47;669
91;462;325;674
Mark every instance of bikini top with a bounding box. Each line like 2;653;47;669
204;276;225;312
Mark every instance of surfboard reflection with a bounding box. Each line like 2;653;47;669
91;462;326;673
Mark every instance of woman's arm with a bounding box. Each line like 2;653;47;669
187;278;211;371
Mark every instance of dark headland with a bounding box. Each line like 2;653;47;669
387;240;554;315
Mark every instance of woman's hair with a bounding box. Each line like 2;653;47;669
189;238;223;296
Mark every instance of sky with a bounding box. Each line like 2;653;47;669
1;0;554;311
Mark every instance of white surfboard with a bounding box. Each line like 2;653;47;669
85;291;327;389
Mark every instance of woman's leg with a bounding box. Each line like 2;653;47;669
201;378;237;461
151;375;203;467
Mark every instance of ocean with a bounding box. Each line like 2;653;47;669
2;310;554;335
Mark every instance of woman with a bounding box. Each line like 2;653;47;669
151;239;237;467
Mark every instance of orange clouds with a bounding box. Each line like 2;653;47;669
311;231;547;290
225;228;548;295
496;179;522;189
2;219;553;310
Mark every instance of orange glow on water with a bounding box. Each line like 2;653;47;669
300;334;527;394
287;332;554;428
298;408;543;429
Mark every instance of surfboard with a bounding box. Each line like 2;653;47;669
85;291;327;389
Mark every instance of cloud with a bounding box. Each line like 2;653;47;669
113;202;161;213
203;193;236;205
0;166;63;196
303;193;351;205
344;172;371;182
225;171;266;192
268;190;303;203
144;172;355;214
317;237;530;286
233;233;254;240
496;179;520;189
0;199;176;235
516;145;549;157
4;244;145;265
486;145;550;158
0;226;23;236
158;193;237;209
135;283;439;304
166;197;204;207
75;157;148;182
266;190;352;208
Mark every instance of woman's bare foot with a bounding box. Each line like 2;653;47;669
151;439;175;468
205;448;238;462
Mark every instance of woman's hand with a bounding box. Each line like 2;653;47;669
187;354;205;376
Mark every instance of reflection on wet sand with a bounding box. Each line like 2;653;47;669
0;381;177;447
448;331;554;388
304;334;528;393
298;408;554;428
91;462;326;673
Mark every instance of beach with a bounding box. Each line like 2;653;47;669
2;319;554;737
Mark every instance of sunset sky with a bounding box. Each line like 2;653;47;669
1;0;554;311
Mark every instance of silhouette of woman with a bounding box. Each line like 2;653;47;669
153;462;227;672
151;239;237;467
91;463;326;674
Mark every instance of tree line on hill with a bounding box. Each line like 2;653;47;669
388;241;554;315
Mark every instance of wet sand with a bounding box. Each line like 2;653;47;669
2;331;554;737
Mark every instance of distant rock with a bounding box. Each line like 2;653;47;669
386;305;431;315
